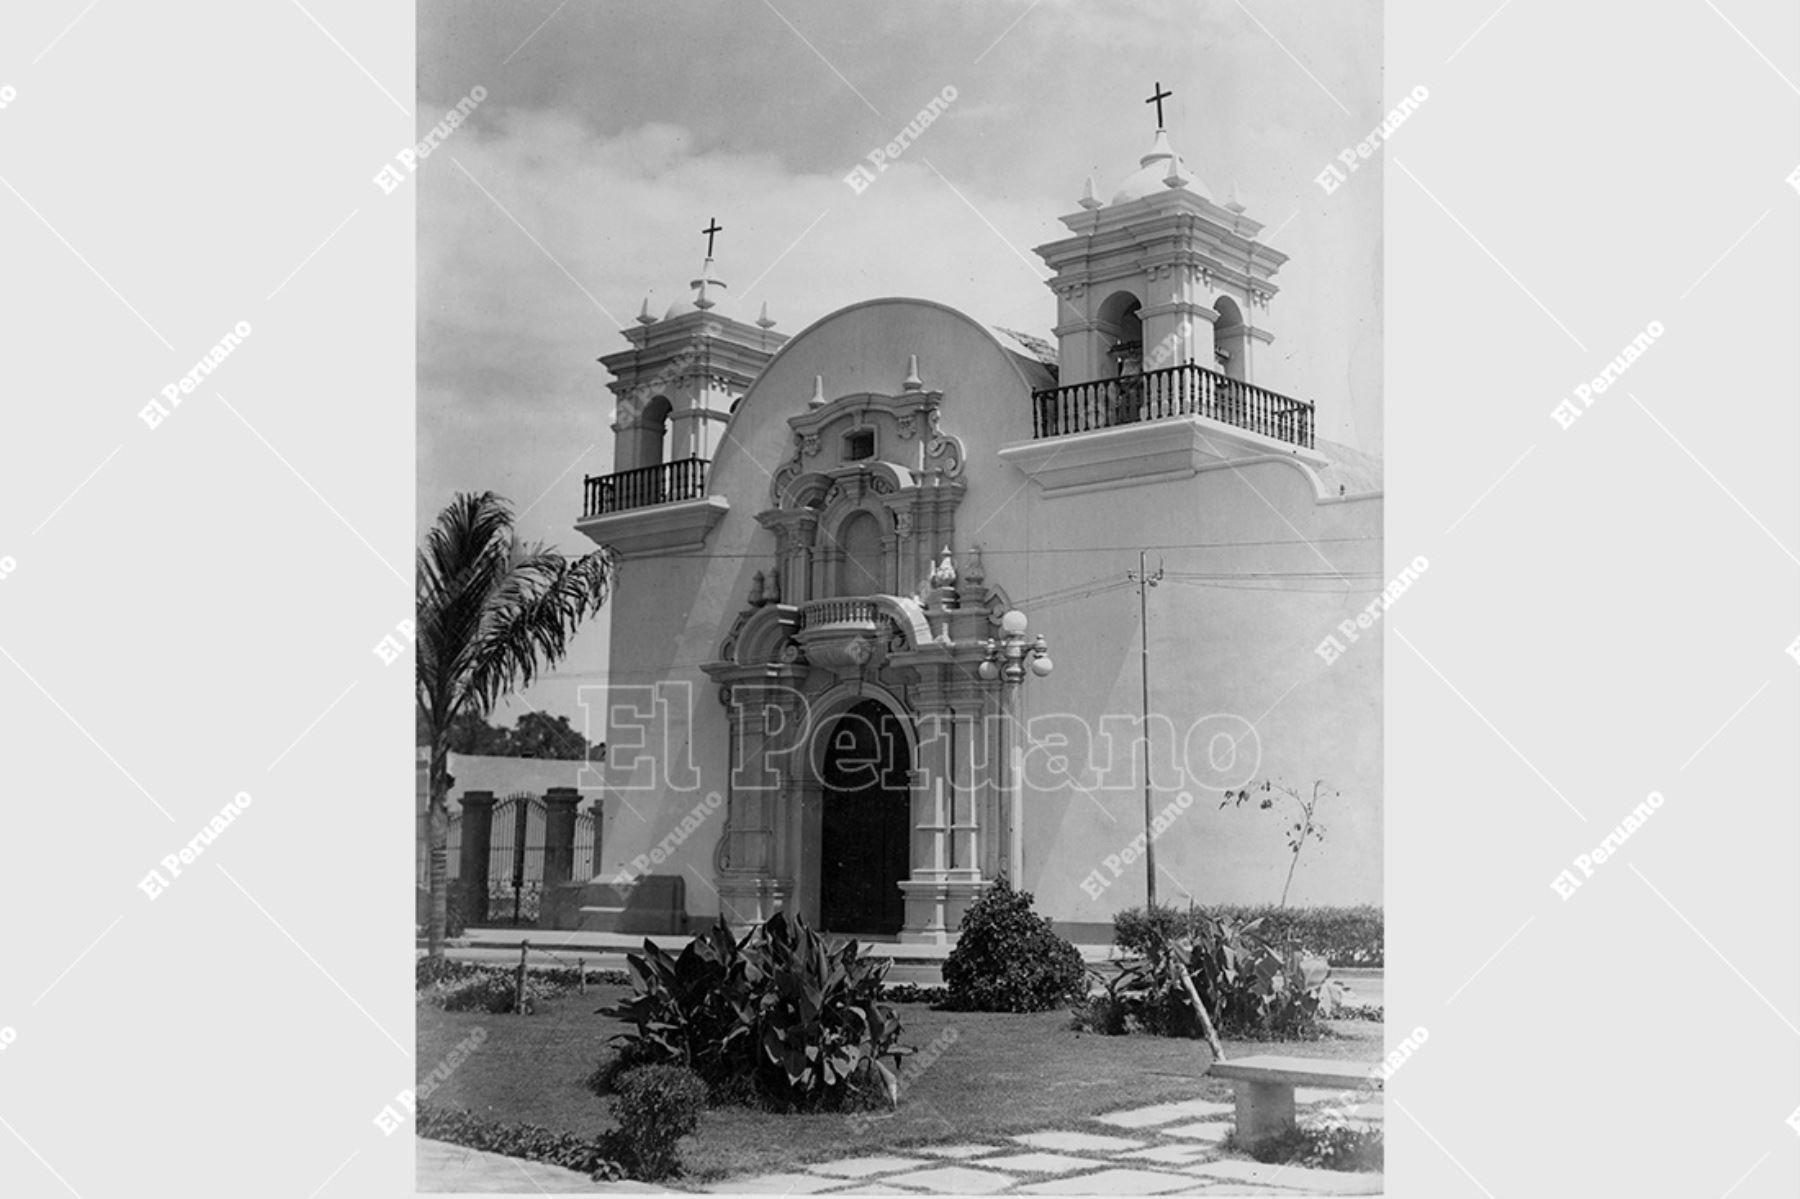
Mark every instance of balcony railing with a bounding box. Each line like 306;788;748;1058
1031;363;1315;449
581;457;710;518
799;597;879;630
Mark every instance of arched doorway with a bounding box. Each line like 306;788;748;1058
817;699;911;934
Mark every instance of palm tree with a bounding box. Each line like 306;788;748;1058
417;492;613;957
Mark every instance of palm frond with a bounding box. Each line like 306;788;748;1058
416;490;613;735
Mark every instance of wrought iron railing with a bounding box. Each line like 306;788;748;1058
581;456;710;517
439;794;600;926
1031;363;1314;448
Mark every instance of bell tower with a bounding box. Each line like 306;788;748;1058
1035;85;1289;390
601;218;787;474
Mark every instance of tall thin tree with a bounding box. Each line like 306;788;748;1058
417;492;612;957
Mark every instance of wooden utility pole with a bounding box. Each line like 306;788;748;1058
1127;550;1164;910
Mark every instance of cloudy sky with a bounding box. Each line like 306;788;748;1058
417;0;1381;725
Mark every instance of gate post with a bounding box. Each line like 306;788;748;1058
458;790;497;926
541;787;581;928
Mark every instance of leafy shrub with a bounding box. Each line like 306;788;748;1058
605;921;758;1082
602;1064;708;1179
1235;1118;1383;1171
1095;908;1351;1039
417;955;474;989
942;878;1086;1013
753;913;900;1107
425;968;563;1014
1068;970;1130;1036
416;957;629;993
881;982;948;1005
1070;962;1191;1037
1115;903;1383;967
1185;911;1342;1037
524;964;631;990
584;1036;664;1099
604;913;904;1110
417;1104;626;1181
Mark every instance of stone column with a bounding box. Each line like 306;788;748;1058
715;682;799;926
899;678;993;943
542;788;580;887
458;790;496;926
948;701;982;877
1052;308;1101;385
1141;262;1217;374
540;787;581;930
911;694;953;878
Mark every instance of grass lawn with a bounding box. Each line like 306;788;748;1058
417;984;1383;1185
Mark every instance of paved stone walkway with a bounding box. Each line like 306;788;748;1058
419;1096;1382;1195
706;1095;1383;1196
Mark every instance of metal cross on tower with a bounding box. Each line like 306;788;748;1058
701;218;723;258
1145;81;1173;129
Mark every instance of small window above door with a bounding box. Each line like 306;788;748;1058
843;428;876;462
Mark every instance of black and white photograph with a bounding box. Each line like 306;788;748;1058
2;2;1797;1197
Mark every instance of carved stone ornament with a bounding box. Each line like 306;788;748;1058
923;408;965;477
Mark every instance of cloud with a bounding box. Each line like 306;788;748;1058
418;107;1069;541
417;1;1383;717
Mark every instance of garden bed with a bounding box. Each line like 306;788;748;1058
417;982;1382;1183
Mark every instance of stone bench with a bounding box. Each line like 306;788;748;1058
1207;1055;1381;1145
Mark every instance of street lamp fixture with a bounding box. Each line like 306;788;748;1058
979;610;1052;683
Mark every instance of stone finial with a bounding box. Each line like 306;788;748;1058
690;257;727;310
1163;153;1185;189
636;295;657;325
748;570;766;607
963;545;986;587
809;375;826;409
931;546;958;589
756;301;777;329
1225;179;1247;214
765;563;782;603
903;354;923;392
1078;174;1103;210
923;547;960;609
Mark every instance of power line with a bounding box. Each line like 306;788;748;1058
1162;577;1382;594
1024;579;1138;611
598;535;1377;563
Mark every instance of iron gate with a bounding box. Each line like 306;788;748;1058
438;792;600;925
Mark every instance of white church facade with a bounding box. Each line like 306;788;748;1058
563;128;1382;944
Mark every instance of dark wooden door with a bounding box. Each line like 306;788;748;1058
819;700;910;935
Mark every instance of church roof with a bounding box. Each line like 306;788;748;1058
1111;129;1214;205
993;326;1059;369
